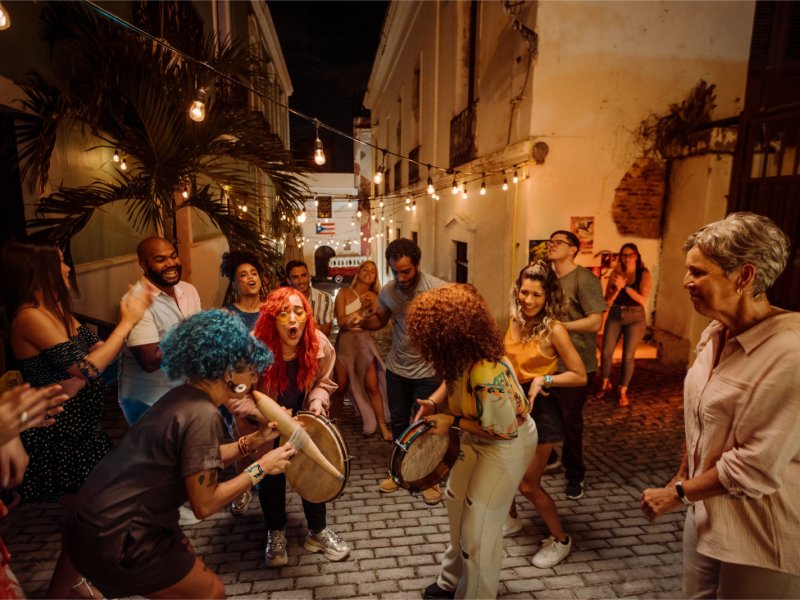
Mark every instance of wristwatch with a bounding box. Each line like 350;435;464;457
675;480;692;506
543;375;553;389
451;415;462;430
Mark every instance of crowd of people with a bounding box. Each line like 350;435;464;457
0;210;797;599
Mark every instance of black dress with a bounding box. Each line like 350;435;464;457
18;325;112;501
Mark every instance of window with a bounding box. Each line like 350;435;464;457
317;196;332;219
455;241;468;283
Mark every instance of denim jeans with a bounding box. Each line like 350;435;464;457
601;304;646;387
385;370;442;440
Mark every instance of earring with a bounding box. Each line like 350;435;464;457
225;372;248;394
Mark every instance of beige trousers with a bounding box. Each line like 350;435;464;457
437;416;537;599
683;507;800;599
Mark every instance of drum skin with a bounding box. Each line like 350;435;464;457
390;419;460;494
280;412;350;503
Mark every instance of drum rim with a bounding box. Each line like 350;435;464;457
389;418;460;494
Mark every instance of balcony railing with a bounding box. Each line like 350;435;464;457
450;103;477;168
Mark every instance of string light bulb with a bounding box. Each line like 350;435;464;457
313;120;326;166
462;184;467;200
189;87;207;122
405;196;411;205
426;165;435;195
181;188;189;199
356;209;362;218
480;175;487;196
373;150;386;185
112;149;120;163
512;170;519;184
120;156;128;171
379;198;385;208
451;178;458;195
412;200;417;212
297;210;307;223
502;177;509;191
0;2;11;30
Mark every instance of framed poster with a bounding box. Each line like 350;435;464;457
528;239;549;263
570;216;594;254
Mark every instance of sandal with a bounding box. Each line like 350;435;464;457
618;386;630;407
379;422;393;442
595;378;612;400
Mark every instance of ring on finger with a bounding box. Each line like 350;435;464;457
20;411;29;425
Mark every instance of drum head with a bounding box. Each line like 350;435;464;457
281;413;349;504
390;419;460;493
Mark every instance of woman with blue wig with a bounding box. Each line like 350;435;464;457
63;310;296;599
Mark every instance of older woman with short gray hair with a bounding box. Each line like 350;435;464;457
640;212;800;598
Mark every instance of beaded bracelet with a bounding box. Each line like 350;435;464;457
245;463;265;487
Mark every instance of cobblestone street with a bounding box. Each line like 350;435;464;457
1;328;689;599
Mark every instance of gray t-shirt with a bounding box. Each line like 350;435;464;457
378;271;446;378
64;385;223;597
557;265;606;373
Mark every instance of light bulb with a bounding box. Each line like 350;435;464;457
0;3;11;30
313;136;326;165
412;200;417;211
426;176;435;195
120;157;128;171
112;149;120;163
357;209;362;218
405;196;411;205
433;193;439;201
347;200;353;208
480;181;487;195
297;210;307;223
512;170;519;184
189;87;207;122
405;205;411;212
181;188;189;199
379;199;384;208
241;205;248;212
373;164;384;185
502;177;508;191
462;185;467;199
451;179;458;195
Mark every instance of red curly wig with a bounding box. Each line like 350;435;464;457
253;287;320;396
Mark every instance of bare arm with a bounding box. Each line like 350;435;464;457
561;312;602;334
129;342;163;373
357;304;391;331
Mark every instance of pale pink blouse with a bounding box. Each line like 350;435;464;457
684;311;800;576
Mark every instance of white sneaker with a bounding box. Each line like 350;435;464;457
502;515;523;537
532;535;571;568
178;504;201;526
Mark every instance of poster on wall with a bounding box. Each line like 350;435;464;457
570;216;594;254
528;239;549;263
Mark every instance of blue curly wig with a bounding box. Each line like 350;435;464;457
161;309;273;380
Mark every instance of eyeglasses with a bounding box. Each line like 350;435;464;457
547;239;573;247
620;253;637;258
276;307;307;325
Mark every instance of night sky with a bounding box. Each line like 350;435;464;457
268;1;388;173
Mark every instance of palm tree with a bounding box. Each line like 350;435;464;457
14;1;308;274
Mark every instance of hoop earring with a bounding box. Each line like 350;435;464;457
225;372;248;394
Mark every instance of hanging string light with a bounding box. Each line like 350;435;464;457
356;209;362;218
373;150;386;185
120;156;128;171
480;174;487;195
112;149;120;163
313;119;326;166
189;87;207;122
462;184;468;200
412;200;417;212
512;169;519;184
451;178;458;195
0;2;12;30
181;188;189;199
379;198;385;208
297;209;307;223
502;176;509;191
426;165;435;195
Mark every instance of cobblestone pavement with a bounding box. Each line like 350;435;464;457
1;329;688;599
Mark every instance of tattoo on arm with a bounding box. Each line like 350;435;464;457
198;474;205;486
206;469;218;488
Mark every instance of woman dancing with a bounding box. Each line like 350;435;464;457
220;249;270;331
64;310;295;599
596;243;652;406
1;238;152;598
333;260;391;440
252;288;350;567
504;262;586;568
410;284;537;599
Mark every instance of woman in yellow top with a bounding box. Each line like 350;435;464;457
504;262;586;569
408;284;537;599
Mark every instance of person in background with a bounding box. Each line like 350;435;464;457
285;260;334;338
251;288;350;567
333;260;391;440
546;230;605;500
410;284;537;600
596;243;652;406
118;237;201;425
641;212;800;599
220;249;270;331
356;238;446;505
0;237;152;598
63;310;295;599
502;262;586;568
219;249;270;516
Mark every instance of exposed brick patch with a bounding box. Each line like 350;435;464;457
612;157;666;238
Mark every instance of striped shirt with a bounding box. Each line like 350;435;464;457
309;286;334;328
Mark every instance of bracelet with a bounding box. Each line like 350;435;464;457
451;415;462;430
543;375;553;389
245;463;266;487
675;480;692;506
237;435;250;456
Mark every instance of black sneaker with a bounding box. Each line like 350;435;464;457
565;479;584;500
423;582;455;599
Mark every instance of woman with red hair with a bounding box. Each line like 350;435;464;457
250;287;351;568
